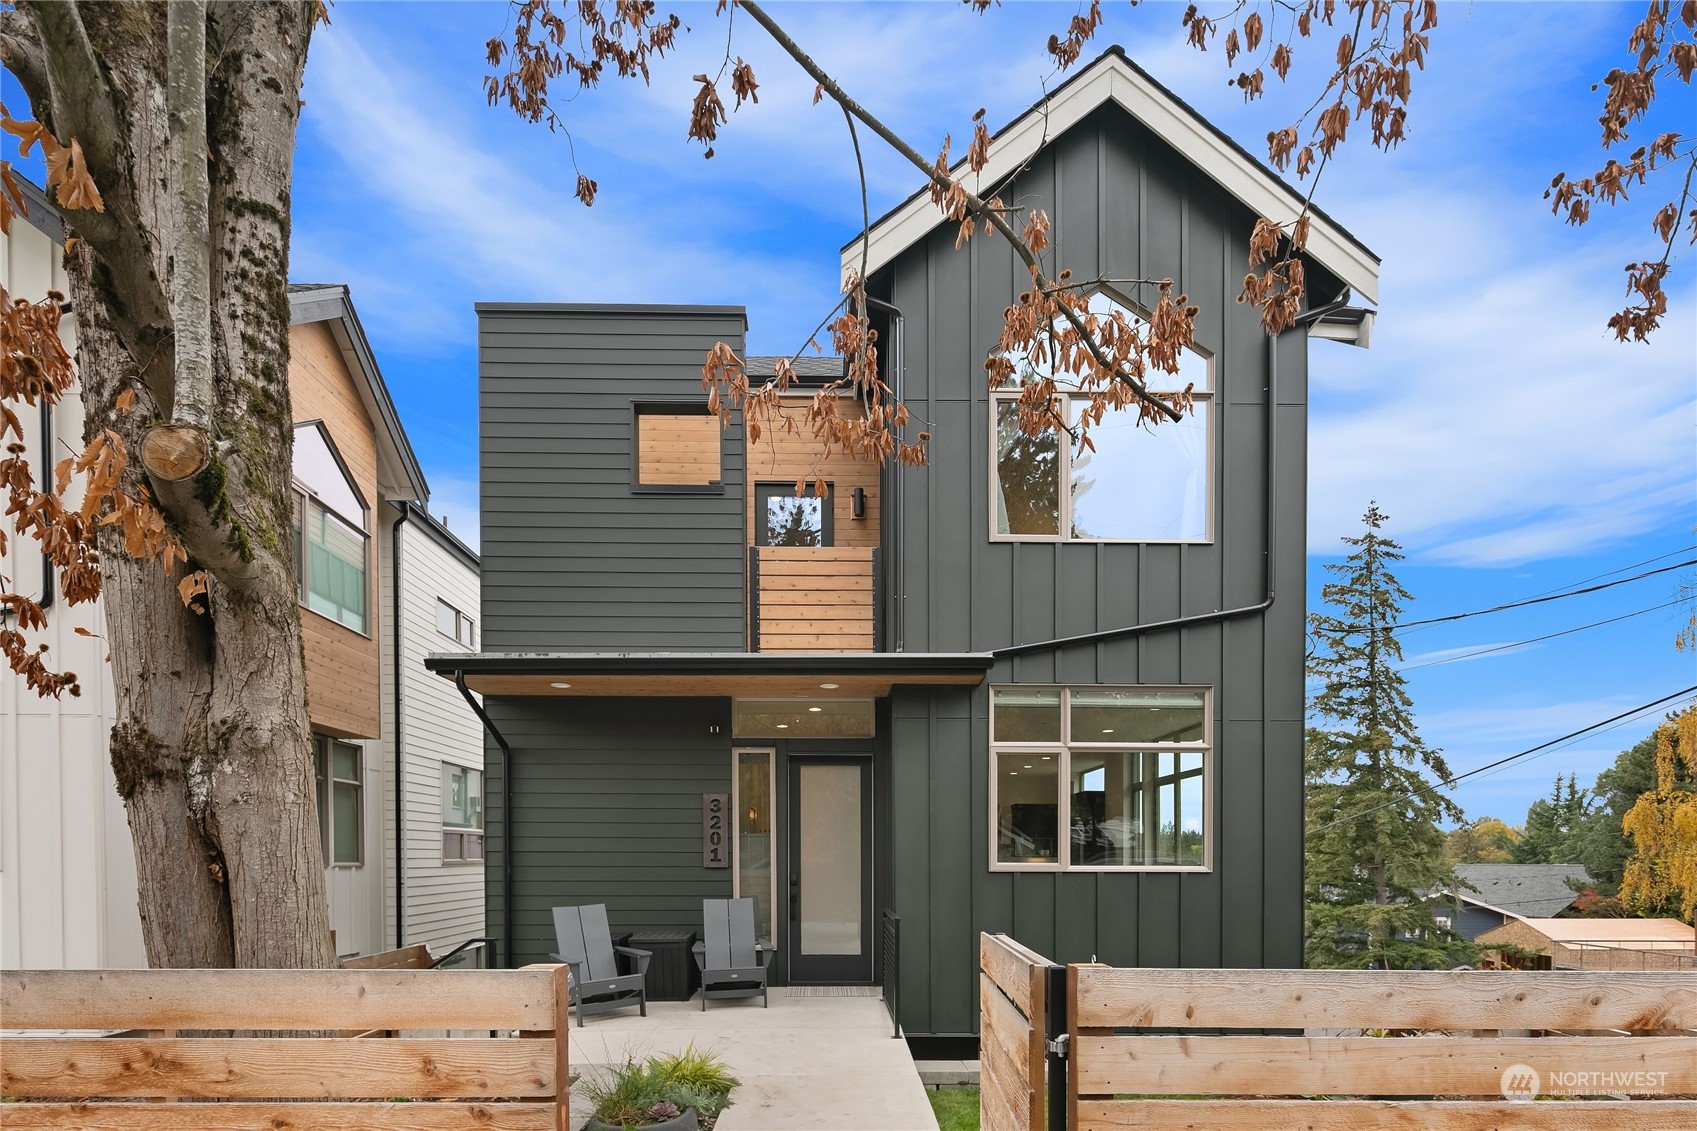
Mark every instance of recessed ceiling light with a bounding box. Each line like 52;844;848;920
819;683;839;690
776;723;789;729
808;706;823;713
550;682;572;689
1009;771;1018;776
1024;764;1033;769
1041;756;1053;760
1101;728;1114;734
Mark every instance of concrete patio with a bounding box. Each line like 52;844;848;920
566;988;939;1131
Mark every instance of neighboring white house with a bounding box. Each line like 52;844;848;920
1;181;484;968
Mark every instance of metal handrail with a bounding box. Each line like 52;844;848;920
880;909;900;1039
430;936;499;969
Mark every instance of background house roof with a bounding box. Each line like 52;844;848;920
1450;863;1593;919
841;45;1381;304
1487;917;1696;950
289;284;429;505
743;355;847;381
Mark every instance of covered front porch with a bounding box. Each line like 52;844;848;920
427;651;991;994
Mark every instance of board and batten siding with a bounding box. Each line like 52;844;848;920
380;510;485;955
481;696;735;967
477;305;749;653
873;104;1329;1037
0;217;147;971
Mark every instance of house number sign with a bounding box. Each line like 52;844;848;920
702;793;729;868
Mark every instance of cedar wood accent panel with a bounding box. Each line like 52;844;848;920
755;546;875;652
637;411;721;486
477;307;748;652
879;103;1342;1037
291;321;381;739
744;396;881;547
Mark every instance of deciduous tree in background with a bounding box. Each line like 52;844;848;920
1444;817;1520;865
1620;707;1697;922
1304;504;1473;969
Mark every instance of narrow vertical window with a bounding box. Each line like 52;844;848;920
442;763;484;862
315;736;364;866
735;749;775;944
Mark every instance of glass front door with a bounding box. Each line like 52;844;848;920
786;757;872;983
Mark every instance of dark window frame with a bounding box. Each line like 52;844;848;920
753;481;836;547
631;401;726;495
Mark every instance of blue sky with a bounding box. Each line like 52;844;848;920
7;2;1694;828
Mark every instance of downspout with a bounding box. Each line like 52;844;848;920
455;669;514;967
863;294;904;652
39;399;54;610
993;290;1356;659
390;503;410;949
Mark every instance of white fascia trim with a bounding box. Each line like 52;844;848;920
841;55;1380;305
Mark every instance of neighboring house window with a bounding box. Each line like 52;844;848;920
990;687;1210;871
755;483;834;546
442;763;484;863
315;736;364;866
436;599;475;648
634;404;722;490
292;422;369;633
991;292;1212;542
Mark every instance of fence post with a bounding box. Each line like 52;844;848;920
1045;963;1068;1131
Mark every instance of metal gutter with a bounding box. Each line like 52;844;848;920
993;291;1356;659
424;651;996;678
455;670;514;968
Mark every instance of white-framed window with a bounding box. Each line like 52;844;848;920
314;735;364;866
292;422;369;633
435;599;475;648
442;763;484;863
990;292;1212;543
990;686;1211;872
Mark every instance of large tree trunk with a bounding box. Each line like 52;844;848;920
7;1;333;968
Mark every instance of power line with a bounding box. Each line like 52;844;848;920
1391;559;1695;630
1520;544;1697;601
1306;686;1697;838
1396;599;1685;672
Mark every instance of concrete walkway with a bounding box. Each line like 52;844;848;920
567;988;939;1131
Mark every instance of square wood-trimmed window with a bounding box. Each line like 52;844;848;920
989;686;1212;873
633;403;723;493
754;482;835;547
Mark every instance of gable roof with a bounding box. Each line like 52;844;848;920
288;284;429;505
842;45;1380;304
1445;863;1593;919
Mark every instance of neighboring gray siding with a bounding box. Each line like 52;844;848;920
484;697;736;967
478;305;748;652
874;104;1327;1036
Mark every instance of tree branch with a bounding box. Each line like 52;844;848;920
21;0;174;395
163;0;213;437
0;19;51;112
739;0;1182;423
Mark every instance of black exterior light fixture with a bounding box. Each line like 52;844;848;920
851;486;867;519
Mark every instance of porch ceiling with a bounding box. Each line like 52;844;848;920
424;651;994;698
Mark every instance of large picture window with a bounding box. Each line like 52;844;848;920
990;687;1210;871
991;293;1212;542
293;422;369;633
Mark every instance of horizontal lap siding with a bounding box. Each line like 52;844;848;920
484;697;734;967
880;106;1315;1037
479;310;748;652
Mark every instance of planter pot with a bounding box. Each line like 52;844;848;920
584;1107;701;1131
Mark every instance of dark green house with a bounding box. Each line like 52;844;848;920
428;47;1378;1051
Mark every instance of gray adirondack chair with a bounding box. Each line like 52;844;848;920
549;904;652;1027
692;897;769;1010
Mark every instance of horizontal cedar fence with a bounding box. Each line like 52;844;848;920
1067;965;1697;1131
753;545;876;652
979;933;1054;1131
0;966;570;1130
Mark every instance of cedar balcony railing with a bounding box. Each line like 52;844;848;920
749;545;881;653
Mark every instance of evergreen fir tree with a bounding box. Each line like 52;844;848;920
1512;774;1591;864
1305;504;1475;969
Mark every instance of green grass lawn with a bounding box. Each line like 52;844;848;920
926;1087;980;1131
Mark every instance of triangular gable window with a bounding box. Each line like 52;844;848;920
293;423;369;633
293;422;366;527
